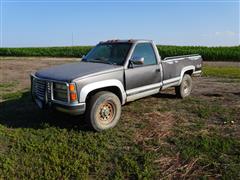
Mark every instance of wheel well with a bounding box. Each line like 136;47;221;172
184;69;193;76
85;86;123;104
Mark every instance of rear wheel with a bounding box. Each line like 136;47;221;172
86;91;121;131
175;74;192;98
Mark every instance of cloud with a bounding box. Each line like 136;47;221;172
200;30;239;46
201;31;239;38
215;31;237;37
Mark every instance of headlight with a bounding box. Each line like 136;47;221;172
54;83;67;91
53;82;68;102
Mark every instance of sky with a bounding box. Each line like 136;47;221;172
0;0;239;47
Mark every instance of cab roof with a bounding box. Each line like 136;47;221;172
99;39;153;44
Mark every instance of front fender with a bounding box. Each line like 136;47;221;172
79;79;126;104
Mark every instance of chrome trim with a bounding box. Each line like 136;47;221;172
193;70;202;74
51;82;54;101
162;77;181;90
163;54;200;62
163;77;181;84
126;88;159;102
192;70;202;77
124;42;136;69
161;81;179;90
67;83;70;103
31;73;68;86
55;103;86;115
126;82;162;96
52;82;68;102
164;57;185;62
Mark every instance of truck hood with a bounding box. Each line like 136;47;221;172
35;61;122;82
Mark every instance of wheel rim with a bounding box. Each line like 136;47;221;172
183;80;190;95
96;100;116;125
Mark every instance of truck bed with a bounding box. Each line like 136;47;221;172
162;54;202;81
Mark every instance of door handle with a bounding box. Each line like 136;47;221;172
156;68;160;72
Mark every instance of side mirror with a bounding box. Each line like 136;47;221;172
81;55;86;61
130;57;144;65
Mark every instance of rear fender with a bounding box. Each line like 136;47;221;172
178;65;195;85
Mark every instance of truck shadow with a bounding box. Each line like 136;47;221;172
152;92;178;99
0;91;89;131
0;91;179;130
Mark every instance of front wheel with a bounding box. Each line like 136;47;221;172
175;74;192;98
86;91;121;131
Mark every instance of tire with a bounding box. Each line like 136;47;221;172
175;74;192;98
86;91;121;131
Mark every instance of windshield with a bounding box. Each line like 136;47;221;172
83;43;132;65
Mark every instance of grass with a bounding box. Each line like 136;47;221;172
0;81;23;101
168;134;240;178
0;92;156;179
203;66;240;79
0;45;239;61
1;91;24;100
0;81;19;90
1;91;239;178
0;65;239;178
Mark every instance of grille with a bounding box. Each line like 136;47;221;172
32;78;46;101
46;82;51;101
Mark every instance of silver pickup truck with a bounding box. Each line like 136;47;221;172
31;39;202;131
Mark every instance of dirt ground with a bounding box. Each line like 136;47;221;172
0;57;240;99
0;57;77;90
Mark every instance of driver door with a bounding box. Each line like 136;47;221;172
125;43;162;96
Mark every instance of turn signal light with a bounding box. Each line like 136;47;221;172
69;84;75;91
70;92;77;101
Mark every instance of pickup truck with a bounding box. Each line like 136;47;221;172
31;39;202;131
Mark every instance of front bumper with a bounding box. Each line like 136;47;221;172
53;102;86;115
53;103;86;115
192;70;202;77
32;91;86;115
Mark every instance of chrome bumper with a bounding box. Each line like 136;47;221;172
192;70;202;77
53;102;86;115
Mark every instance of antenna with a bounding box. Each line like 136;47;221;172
72;32;74;46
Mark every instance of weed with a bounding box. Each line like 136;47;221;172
168;134;240;178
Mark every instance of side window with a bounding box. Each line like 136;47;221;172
131;43;157;65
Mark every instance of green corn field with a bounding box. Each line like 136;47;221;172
0;45;239;61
